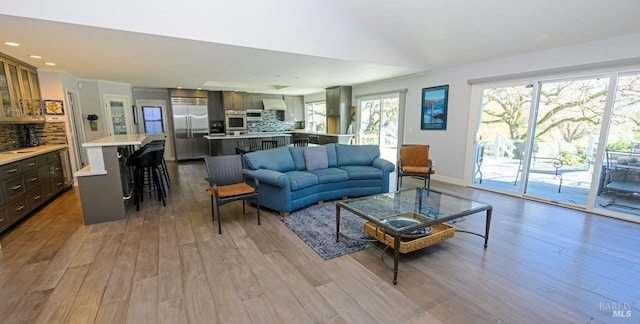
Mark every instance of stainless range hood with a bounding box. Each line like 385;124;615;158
262;98;287;110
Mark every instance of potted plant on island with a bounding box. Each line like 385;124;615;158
87;114;99;131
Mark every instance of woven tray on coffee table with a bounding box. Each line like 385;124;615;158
364;221;454;254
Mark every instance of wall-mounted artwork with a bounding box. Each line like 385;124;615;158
420;85;449;130
44;100;64;115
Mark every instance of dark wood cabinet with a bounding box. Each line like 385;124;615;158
245;93;263;109
207;91;224;121
0;149;65;234
222;91;246;110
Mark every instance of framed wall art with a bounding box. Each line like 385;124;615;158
420;85;449;130
44;100;65;115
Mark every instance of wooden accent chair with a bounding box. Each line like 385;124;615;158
204;155;260;234
397;144;435;190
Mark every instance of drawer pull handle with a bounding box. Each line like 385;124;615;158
15;205;25;211
7;168;18;173
34;195;41;200
29;177;38;182
28;162;36;167
11;185;22;190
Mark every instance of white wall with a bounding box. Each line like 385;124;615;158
353;33;640;185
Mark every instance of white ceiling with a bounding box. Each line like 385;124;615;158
1;0;639;95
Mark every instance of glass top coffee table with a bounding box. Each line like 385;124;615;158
336;187;492;284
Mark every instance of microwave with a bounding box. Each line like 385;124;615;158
246;109;263;121
225;110;247;133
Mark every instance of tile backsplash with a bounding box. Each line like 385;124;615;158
247;109;304;132
0;122;68;152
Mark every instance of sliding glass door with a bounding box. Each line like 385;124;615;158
358;94;399;163
473;83;533;193
524;77;608;205
472;70;640;220
595;73;640;217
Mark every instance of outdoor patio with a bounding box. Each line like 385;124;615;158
474;156;640;217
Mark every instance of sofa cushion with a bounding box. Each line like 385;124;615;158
307;167;349;184
339;165;383;180
326;144;338;167
304;146;329;170
336;144;379;166
244;147;295;172
284;171;319;191
289;147;307;171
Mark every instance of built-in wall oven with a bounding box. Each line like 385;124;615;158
225;110;247;134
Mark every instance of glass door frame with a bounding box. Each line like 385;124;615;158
467;69;640;222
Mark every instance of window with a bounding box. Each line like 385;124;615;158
306;101;326;132
142;105;164;134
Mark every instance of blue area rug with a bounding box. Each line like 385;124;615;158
277;201;376;260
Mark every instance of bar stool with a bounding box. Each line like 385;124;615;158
146;140;170;187
127;146;166;211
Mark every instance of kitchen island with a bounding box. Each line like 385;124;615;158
75;134;152;224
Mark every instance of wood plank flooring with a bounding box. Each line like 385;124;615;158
1;160;639;323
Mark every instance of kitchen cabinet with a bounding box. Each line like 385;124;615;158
208;91;224;121
283;95;304;122
0;53;43;122
223;91;246;110
245;93;263;109
325;86;352;133
0;149;66;234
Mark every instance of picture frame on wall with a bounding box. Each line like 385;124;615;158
44;100;64;115
420;85;449;130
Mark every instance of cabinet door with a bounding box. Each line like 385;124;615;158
39;164;54;199
223;91;246;110
6;62;23;117
292;96;304;121
0;60;15;117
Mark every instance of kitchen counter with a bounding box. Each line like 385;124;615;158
204;133;292;140
75;134;152;225
0;144;69;165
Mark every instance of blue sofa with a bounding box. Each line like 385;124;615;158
242;144;394;216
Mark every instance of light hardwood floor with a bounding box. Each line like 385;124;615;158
0;160;639;323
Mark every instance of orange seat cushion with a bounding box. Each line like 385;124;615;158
400;145;430;167
208;183;256;198
401;166;435;174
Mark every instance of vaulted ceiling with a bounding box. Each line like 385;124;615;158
1;0;639;94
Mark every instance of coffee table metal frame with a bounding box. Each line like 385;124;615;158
335;187;492;285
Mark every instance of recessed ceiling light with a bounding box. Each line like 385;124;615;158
177;86;183;89
4;42;20;47
45;62;56;66
30;55;42;59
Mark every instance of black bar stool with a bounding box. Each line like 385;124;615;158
127;146;167;211
146;140;170;187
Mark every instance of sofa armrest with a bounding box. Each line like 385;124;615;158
372;158;395;173
243;169;289;188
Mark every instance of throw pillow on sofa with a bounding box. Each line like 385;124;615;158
304;146;329;170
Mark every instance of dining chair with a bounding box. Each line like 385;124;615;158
397;144;435;190
204;155;261;234
261;140;278;150
293;138;309;147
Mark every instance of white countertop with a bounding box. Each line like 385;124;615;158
0;144;68;166
82;134;150;147
205;133;292;140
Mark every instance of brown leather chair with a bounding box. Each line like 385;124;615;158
205;155;260;234
397;145;435;190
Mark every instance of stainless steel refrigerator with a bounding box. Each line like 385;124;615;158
171;97;209;160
